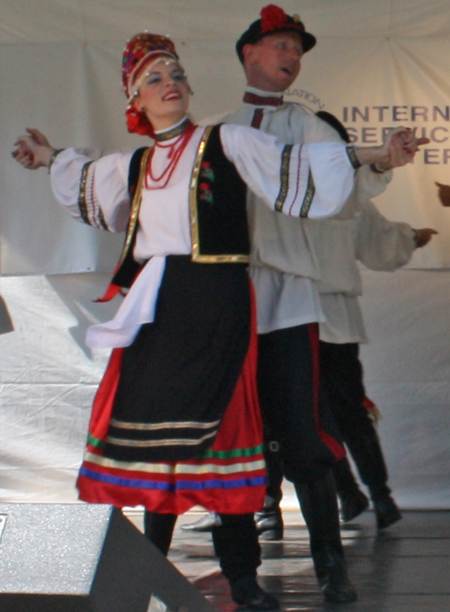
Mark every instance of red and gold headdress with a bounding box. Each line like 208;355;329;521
122;32;179;137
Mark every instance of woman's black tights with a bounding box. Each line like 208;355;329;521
143;511;177;556
143;510;261;582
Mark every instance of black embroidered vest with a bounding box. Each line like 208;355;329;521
112;125;250;289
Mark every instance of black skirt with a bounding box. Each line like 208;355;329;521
103;256;251;463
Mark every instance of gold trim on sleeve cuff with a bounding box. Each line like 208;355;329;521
48;149;64;173
346;145;362;169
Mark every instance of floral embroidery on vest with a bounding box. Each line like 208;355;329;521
199;161;214;203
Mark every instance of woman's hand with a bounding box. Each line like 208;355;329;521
12;128;55;170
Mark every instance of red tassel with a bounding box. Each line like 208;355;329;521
363;396;381;424
93;282;125;303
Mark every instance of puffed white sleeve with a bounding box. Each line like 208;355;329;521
355;164;392;201
220;123;359;219
355;199;415;270
50;148;134;232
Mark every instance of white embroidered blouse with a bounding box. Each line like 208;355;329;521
50;123;358;348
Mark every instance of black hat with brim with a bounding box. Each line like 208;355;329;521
236;4;316;63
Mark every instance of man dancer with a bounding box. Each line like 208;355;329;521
184;4;393;604
183;5;427;602
223;4;424;603
222;6;356;603
252;110;436;533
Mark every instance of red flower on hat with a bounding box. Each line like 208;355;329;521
260;4;288;33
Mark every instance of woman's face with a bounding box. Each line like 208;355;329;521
133;59;190;130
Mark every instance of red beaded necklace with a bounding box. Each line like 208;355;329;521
145;118;196;190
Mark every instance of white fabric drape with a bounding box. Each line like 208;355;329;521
3;0;450;273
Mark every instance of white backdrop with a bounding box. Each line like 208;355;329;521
1;0;449;508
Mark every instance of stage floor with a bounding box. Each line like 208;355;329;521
141;510;450;612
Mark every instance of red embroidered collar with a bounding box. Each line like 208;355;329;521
243;91;284;107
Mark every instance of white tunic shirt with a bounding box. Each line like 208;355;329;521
223;87;391;334
50;123;358;347
318;199;415;344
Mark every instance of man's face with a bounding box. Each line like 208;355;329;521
243;31;303;92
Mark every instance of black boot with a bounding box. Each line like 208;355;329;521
230;576;280;610
334;457;369;522
255;496;284;541
294;471;358;603
345;429;402;529
212;513;279;610
255;439;285;540
180;512;222;532
370;486;402;529
313;545;358;604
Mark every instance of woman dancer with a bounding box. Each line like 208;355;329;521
13;32;420;611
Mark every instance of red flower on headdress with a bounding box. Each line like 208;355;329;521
125;106;155;138
260;4;288;33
